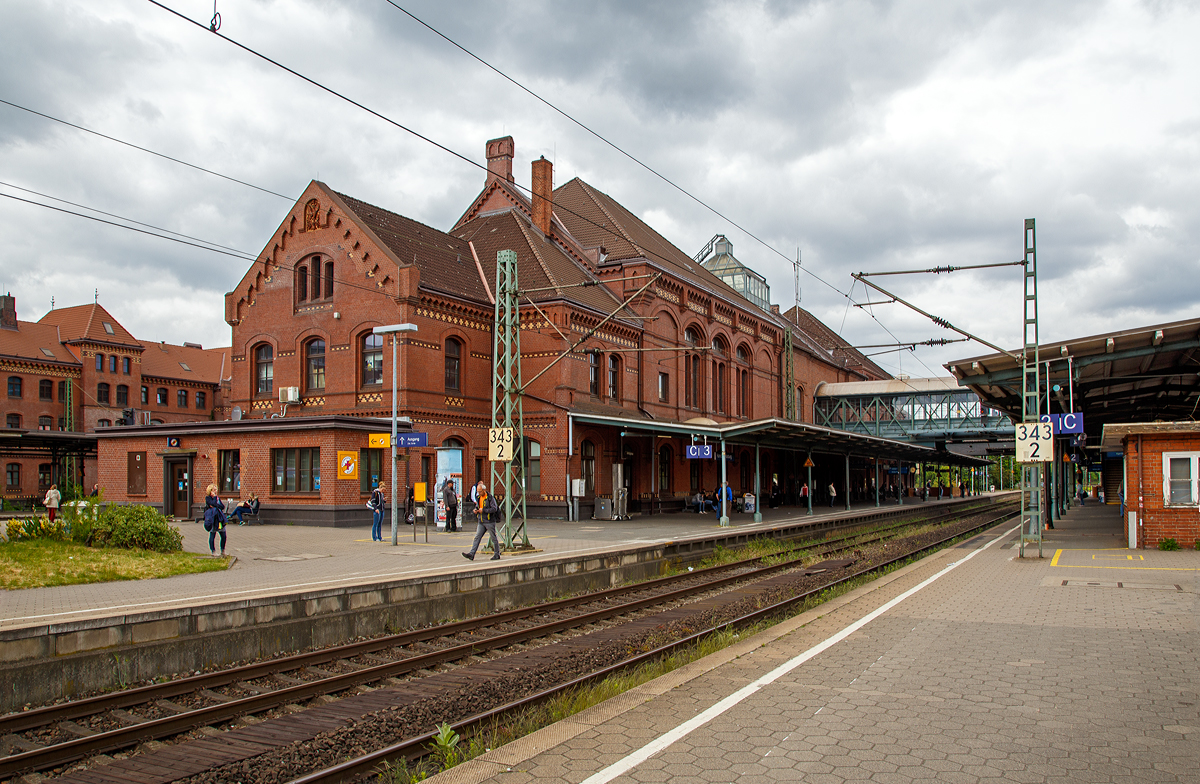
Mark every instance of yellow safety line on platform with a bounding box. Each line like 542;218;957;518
1051;549;1199;571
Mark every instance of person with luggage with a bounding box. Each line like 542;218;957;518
462;484;500;561
203;484;227;557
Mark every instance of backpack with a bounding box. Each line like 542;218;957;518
483;493;500;523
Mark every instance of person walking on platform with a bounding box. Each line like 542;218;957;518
443;479;459;532
463;484;500;561
828;481;837;508
1078;487;1087;506
369;483;386;541
203;484;227;557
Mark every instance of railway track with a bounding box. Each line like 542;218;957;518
0;499;1016;783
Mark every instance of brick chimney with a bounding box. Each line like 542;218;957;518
0;293;16;331
532;156;552;236
485;136;514;184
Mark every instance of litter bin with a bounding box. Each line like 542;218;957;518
742;494;756;514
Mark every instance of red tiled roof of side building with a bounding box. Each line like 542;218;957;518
0;320;81;366
140;341;229;385
37;302;142;347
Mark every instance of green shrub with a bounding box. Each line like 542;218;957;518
5;514;68;543
1158;538;1180;551
93;505;183;553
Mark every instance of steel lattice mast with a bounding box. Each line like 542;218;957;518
490;249;529;549
1019;219;1043;557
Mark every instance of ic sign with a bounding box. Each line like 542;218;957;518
1040;413;1084;435
686;444;713;459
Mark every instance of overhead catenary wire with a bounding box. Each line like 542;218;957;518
0;98;290;200
145;0;919;358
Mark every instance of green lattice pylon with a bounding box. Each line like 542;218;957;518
490;249;529;548
784;327;796;421
1019;219;1043;558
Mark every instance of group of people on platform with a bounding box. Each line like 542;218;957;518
367;478;503;561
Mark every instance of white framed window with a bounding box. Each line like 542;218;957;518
1162;452;1200;506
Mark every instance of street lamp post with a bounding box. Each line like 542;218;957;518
373;323;418;545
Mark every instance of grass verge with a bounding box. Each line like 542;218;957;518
0;539;229;590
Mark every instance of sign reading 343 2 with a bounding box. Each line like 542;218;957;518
488;427;514;462
1015;421;1054;462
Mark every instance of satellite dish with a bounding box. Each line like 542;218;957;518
231;406;242;421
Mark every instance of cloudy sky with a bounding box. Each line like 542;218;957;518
2;0;1198;378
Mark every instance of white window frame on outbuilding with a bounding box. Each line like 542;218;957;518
1161;451;1200;506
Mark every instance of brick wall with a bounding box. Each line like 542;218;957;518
1125;432;1200;548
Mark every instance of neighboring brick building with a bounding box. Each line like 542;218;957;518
97;136;888;524
1;294;228;503
1102;422;1200;549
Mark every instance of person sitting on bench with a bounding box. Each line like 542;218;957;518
231;494;260;525
688;491;714;514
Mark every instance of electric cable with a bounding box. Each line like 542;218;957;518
0;180;252;256
0;98;290;200
144;0;941;373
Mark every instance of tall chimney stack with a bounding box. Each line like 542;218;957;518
0;293;16;331
485;136;514;184
532;156;552;236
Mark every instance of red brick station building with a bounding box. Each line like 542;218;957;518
7;137;971;525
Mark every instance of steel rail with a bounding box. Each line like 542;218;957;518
0;500;1012;778
291;504;1020;784
0;499;979;737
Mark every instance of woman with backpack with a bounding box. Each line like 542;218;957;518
203;484;227;557
369;482;386;541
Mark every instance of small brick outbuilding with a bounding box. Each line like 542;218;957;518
1102;421;1200;549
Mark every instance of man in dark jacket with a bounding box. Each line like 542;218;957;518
442;479;458;532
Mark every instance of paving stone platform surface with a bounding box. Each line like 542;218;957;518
437;503;1200;784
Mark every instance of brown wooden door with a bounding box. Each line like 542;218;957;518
172;464;189;518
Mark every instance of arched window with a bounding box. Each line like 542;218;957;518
736;345;749;363
684;327;700;347
123;357;131;375
5;463;19;488
295;264;308;303
589;353;600;396
310;256;322;300
581;440;595;495
6;414;21;428
688;354;702;409
156;387;168;405
116;384;128;406
526;440;541;496
196;391;206;409
39;379;52;400
109;355;118;373
362;333;383;386
255;344;274;395
38;463;51;490
177;389;188;408
713;360;727;413
7;377;21;398
608;354;621;400
739;369;750;417
97;382;110;403
38;416;52;430
658;445;672;495
444;338;461;392
324;261;335;298
306;339;326;391
95;353;104;372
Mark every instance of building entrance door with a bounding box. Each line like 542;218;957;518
169;462;190;518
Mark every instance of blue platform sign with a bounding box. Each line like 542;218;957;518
686;444;713;459
1040;413;1084;435
396;432;428;448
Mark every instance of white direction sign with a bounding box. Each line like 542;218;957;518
1015;421;1054;462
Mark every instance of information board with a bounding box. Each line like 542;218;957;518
489;427;514;462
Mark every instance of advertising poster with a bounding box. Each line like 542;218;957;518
434;447;463;529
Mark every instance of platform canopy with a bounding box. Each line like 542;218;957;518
569;412;986;467
946;317;1200;440
0;428;96;460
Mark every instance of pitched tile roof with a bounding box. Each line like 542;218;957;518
140;341;229;384
0;320;80;366
453;210;633;318
37;303;141;347
784;306;889;379
331;190;490;304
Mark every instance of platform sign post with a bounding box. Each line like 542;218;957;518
1019;220;1043;558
